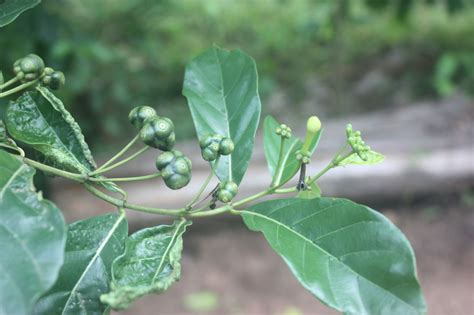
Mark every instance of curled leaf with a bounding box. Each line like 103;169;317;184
101;220;192;310
6;88;96;173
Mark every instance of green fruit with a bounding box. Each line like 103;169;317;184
217;180;238;203
217;190;233;203
42;71;65;90
13;54;45;82
199;135;219;161
128;106;157;129
140;116;175;150
202;147;218;161
219;137;234;155
199;134;233;161
156;150;192;190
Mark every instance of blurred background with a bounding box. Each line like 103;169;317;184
1;0;473;314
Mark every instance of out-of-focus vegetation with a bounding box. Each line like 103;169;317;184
0;0;473;148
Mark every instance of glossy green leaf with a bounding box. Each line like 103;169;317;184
263;115;322;186
34;213;128;315
6;88;96;173
339;150;385;166
0;0;40;27
296;182;321;199
101;220;192;310
183;46;261;185
0;150;66;315
241;198;426;315
0;120;7;143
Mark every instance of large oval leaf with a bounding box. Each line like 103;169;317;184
0;150;66;315
241;198;426;315
0;0;40;27
34;213;128;315
183;46;261;185
263;115;322;186
6;87;96;174
101;219;191;310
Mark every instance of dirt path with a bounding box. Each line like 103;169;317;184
112;202;474;315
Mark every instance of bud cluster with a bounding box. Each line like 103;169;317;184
275;124;292;139
346;124;370;161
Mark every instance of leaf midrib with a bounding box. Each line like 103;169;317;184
151;220;187;283
273;139;299;185
212;48;233;181
0;162;25;200
241;210;418;313
61;214;125;314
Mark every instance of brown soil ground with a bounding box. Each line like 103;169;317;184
112;202;474;315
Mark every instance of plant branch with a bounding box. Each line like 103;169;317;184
88;172;161;183
96;135;139;172
89;146;149;176
0;77;19;90
188;204;233;217
23;158;85;181
83;183;186;216
307;150;354;186
0;79;40;98
0;143;25;157
186;156;220;209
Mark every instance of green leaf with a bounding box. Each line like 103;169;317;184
183;46;261;185
0;150;66;315
263;115;322;186
34;213;128;315
339;150;385;166
0;0;40;27
0;120;7;143
296;182;321;199
241;198;426;315
101;219;192;310
6;88;97;173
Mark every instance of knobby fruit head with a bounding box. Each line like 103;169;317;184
41;68;65;90
217;180;238;203
128;106;157;129
155;150;192;190
13;54;45;82
199;134;234;161
140;116;175;151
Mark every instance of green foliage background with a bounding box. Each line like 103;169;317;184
1;0;473;147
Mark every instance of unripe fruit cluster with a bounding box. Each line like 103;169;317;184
13;54;44;82
199;134;234;161
13;54;65;90
155;150;192;190
128;106;176;151
216;180;238;203
41;67;65;90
